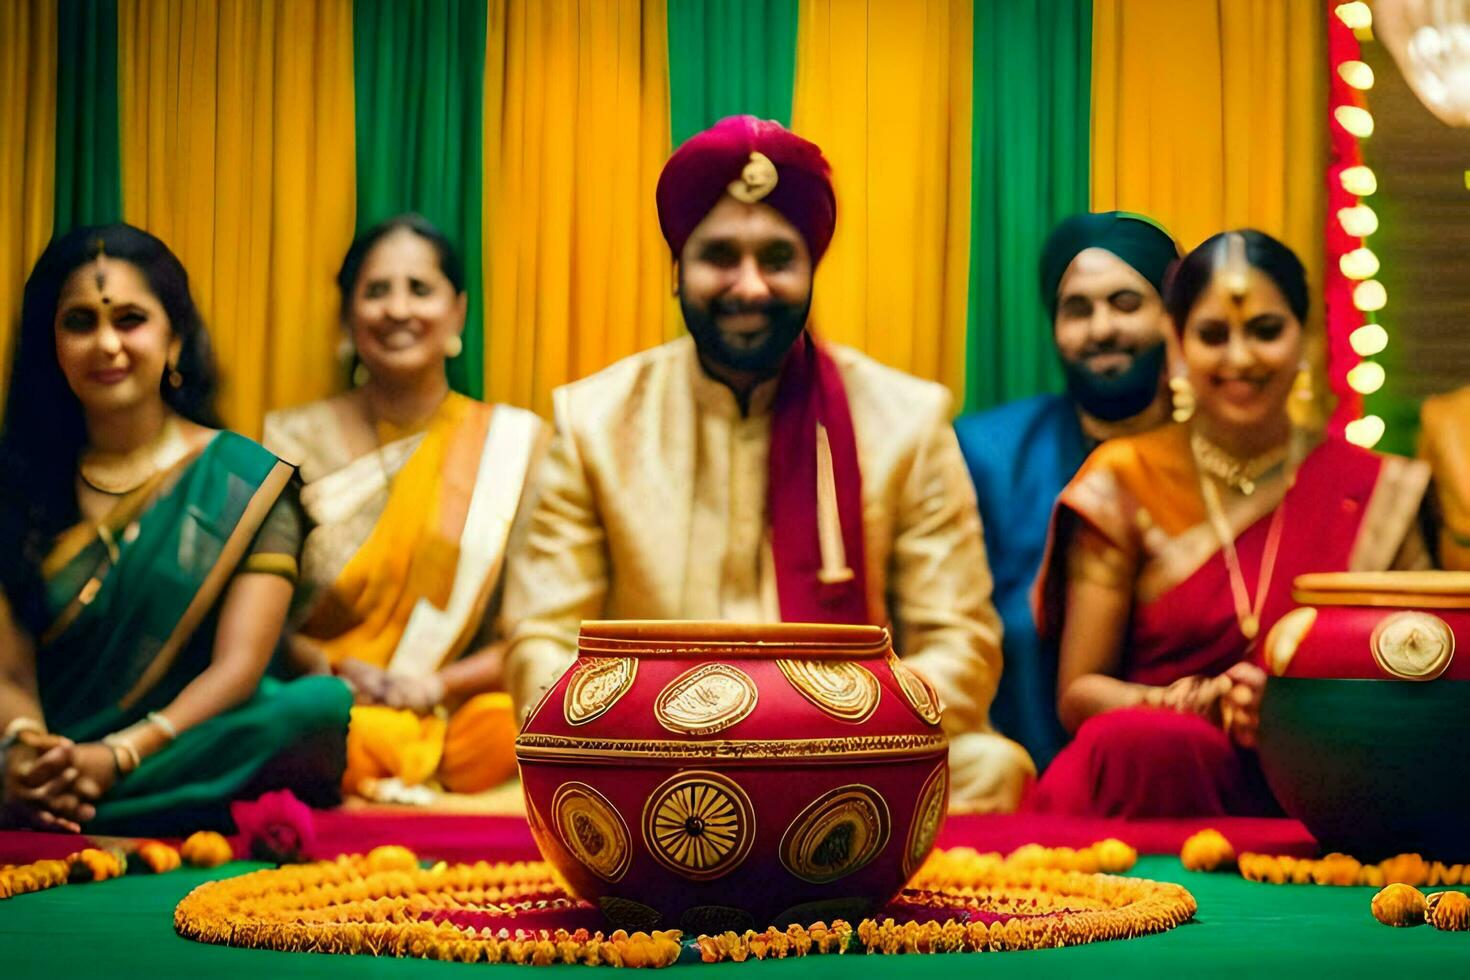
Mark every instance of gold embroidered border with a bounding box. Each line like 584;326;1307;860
120;459;294;709
515;731;948;763
1350;455;1432;573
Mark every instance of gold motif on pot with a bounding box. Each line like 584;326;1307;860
780;784;891;884
564;657;637;725
642;771;755;881
552;782;632;882
1371;611;1455;681
904;764;948;877
887;654;942;725
1264;607;1318;676
653;663;758;735
777;659;880;722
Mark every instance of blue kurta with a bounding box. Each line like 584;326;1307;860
954;394;1087;770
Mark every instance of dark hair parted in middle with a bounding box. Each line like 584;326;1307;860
1164;229;1310;330
335;214;466;310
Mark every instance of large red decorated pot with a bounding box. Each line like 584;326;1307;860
515;621;950;932
1264;571;1470;681
1258;572;1470;861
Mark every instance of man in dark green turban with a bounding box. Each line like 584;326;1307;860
954;211;1178;770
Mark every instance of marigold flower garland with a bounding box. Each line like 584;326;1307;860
1179;829;1470;933
1;838;200;902
171;841;1196;966
0;859;69;900
1179;829;1467;888
180;830;234;869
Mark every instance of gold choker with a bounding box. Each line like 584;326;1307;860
1188;431;1288;496
78;416;190;495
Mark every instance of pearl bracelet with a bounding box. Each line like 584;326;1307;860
147;710;179;740
0;717;46;757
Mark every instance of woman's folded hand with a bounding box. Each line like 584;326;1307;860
2;732;95;832
1219;661;1267;748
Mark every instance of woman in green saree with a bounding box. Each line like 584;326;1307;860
0;225;352;836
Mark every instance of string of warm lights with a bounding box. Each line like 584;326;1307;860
1330;1;1389;449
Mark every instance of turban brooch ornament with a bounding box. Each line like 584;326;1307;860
727;151;778;203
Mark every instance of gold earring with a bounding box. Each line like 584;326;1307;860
444;335;463;359
167;353;183;389
1288;362;1314;428
353;362;370;386
1169;374;1196;423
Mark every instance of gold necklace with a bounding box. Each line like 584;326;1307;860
1190;432;1298;642
1189;431;1288;496
1197;476;1284;641
359;390;445;493
78;415;189;495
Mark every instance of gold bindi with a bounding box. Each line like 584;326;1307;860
90;238;112;303
1221;231;1249;306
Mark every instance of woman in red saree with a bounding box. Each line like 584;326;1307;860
1029;230;1429;817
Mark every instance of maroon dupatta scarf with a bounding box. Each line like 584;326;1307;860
768;333;872;624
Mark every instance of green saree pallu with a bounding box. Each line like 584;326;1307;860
37;432;352;835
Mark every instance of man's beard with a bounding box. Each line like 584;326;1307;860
1060;340;1166;422
680;291;811;377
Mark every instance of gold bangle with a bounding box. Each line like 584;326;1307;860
101;737;128;775
146;710;178;740
102;735;142;775
103;740;126;776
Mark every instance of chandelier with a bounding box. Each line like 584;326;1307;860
1376;0;1470;126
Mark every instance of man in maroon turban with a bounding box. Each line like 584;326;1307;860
502;116;1034;811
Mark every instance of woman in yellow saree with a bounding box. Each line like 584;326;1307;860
264;216;546;800
0;225;351;836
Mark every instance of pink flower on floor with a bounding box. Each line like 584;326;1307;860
230;790;316;864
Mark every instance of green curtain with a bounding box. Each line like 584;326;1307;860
54;0;122;232
352;0;486;398
667;0;799;146
964;0;1092;412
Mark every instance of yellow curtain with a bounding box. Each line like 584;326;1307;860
118;0;356;435
0;0;56;407
1091;0;1325;302
483;0;676;417
790;0;973;405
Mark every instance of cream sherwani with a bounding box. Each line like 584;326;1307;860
502;336;1035;811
